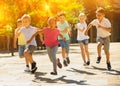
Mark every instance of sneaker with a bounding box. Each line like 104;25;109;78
86;61;90;65
57;58;62;68
63;60;68;66
31;62;36;70
83;63;87;66
24;67;30;72
31;67;37;73
96;57;101;63
66;57;70;64
107;62;111;71
50;71;57;75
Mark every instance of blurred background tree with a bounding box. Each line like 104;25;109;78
0;0;120;42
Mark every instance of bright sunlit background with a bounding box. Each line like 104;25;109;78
0;0;120;53
0;0;113;28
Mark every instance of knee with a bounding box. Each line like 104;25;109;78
24;51;29;56
98;43;102;48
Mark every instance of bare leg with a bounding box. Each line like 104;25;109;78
80;43;86;63
84;45;90;61
24;51;34;64
97;42;103;57
104;51;110;62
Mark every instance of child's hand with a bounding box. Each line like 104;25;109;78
62;37;66;41
84;31;88;35
98;24;103;28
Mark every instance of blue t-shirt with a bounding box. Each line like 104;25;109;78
20;26;37;46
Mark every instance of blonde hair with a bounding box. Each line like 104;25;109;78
79;13;86;17
21;14;31;21
17;18;22;23
78;13;87;20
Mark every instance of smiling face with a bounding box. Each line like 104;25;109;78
48;17;56;29
78;13;86;23
17;20;22;28
59;15;66;23
22;17;31;28
96;12;105;21
95;7;105;21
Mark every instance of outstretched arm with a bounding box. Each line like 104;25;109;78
84;24;93;35
27;29;43;44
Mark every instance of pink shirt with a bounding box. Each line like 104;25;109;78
43;27;60;47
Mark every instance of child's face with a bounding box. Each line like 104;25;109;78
79;15;86;22
59;15;65;23
22;18;31;28
48;18;56;28
17;21;22;28
96;12;105;20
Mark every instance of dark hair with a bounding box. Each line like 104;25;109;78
96;7;105;14
57;11;66;17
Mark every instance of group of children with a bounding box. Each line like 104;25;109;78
14;7;112;75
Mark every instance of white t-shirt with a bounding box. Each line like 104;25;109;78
90;17;111;38
20;26;37;46
76;22;89;41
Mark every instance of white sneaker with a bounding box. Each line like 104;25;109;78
24;67;30;72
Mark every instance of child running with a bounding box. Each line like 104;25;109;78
27;17;65;75
16;14;39;73
85;7;112;70
14;18;30;72
76;13;90;66
57;12;71;67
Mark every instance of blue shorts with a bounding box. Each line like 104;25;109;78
18;45;26;57
59;40;70;53
78;39;89;45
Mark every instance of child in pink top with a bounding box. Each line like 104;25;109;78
27;17;65;75
43;27;60;47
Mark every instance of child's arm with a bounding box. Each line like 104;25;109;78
60;27;69;33
58;34;66;41
84;24;93;35
14;29;21;49
98;24;111;32
76;28;84;32
26;29;43;44
39;32;44;44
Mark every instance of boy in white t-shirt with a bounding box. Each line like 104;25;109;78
85;7;112;70
76;13;90;66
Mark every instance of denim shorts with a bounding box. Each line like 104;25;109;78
97;37;110;52
59;40;70;53
78;39;89;45
18;45;26;57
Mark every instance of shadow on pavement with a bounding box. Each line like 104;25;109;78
34;72;47;77
91;66;107;71
54;75;89;85
33;72;89;85
67;68;96;75
103;69;120;75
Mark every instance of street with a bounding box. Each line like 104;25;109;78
0;43;120;86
